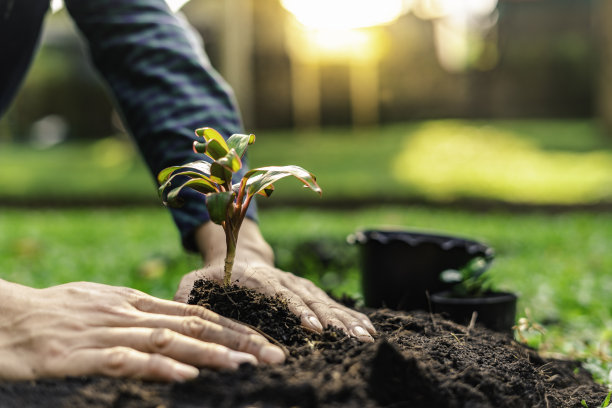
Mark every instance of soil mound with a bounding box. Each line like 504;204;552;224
0;280;607;408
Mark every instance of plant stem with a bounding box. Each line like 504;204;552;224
222;191;251;286
223;223;237;286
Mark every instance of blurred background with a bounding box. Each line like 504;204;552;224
0;0;611;384
2;0;612;207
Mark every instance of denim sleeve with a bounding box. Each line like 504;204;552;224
64;0;258;252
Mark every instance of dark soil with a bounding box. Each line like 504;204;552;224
0;280;608;408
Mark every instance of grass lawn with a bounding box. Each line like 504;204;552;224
0;206;610;384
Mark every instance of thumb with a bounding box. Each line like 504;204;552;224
173;274;196;303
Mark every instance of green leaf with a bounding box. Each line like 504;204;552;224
258;185;274;197
193;141;207;154
204;139;229;160
440;269;462;283
195;127;229;151
603;391;612;408
158;171;218;198
217;149;242;173
157;161;212;184
206;191;235;225
158;166;182;185
227;133;256;158
244;165;322;198
164;179;217;207
211;162;233;185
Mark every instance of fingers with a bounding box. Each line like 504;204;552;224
299;280;377;335
127;294;284;364
173;265;376;344
250;269;376;342
289;286;375;342
133;293;256;336
173;272;198;303
89;327;259;370
54;346;200;382
132;314;285;365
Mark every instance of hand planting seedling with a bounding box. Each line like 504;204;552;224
158;127;321;286
440;256;492;297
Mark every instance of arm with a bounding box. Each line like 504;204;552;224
64;0;375;341
0;0;285;382
64;0;254;251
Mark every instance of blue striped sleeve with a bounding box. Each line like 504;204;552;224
64;0;258;252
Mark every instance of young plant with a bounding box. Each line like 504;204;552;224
440;256;492;297
157;127;322;286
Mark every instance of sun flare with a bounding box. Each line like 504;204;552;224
280;0;408;30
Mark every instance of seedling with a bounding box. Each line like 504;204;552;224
158;127;321;286
440;256;492;297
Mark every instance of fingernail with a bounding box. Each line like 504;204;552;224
306;316;324;332
173;364;199;382
228;350;258;367
363;320;377;333
260;345;286;364
351;326;374;342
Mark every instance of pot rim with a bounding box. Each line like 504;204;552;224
348;228;495;259
430;290;517;305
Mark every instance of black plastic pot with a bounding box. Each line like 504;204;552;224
430;291;517;335
348;229;494;311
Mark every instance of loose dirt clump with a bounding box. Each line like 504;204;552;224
0;280;607;408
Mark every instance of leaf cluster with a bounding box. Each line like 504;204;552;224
158;127;321;226
440;256;492;298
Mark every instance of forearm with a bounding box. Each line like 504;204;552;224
65;0;243;163
64;0;257;251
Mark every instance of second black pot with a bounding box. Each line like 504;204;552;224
349;229;494;311
430;291;517;334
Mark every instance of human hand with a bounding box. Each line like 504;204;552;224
175;220;376;342
0;279;285;382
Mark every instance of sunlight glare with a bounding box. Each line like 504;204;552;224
51;0;64;14
281;0;408;30
413;0;497;20
392;121;612;204
411;0;499;72
165;0;191;12
291;29;386;61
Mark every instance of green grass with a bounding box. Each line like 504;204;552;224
2;119;612;205
253;119;612;204
0;138;157;201
0;206;610;384
0;208;198;298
